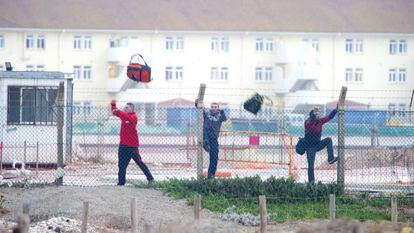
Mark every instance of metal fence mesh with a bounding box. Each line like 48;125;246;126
0;104;413;192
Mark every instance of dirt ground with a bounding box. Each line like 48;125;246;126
0;186;411;233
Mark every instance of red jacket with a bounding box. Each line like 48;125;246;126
111;102;139;147
304;109;337;147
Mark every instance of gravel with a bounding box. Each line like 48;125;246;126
0;186;248;232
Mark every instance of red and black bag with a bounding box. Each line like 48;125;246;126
127;54;151;83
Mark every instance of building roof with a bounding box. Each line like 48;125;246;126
0;71;67;79
326;100;369;108
1;0;414;33
158;98;194;108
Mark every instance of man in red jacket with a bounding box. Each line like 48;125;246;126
111;100;154;185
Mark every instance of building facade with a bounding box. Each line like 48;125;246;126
0;0;413;117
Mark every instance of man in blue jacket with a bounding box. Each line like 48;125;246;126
195;99;227;178
304;106;339;183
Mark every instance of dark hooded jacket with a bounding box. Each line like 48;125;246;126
304;109;337;147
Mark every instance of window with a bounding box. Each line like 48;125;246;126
73;36;81;49
176;37;184;50
388;69;397;82
73;102;81;115
354;68;363;82
265;67;273;81
165;37;174;50
355;39;363;53
175;67;183;80
388;68;405;83
36;65;45;72
212;37;229;52
389;40;397;54
345;68;353;82
311;39;319;52
399;40;407;54
211;37;219;52
398;69;406;82
26;65;34;71
26;35;35;49
220;67;229;80
84;36;92;49
265;38;273;51
210;67;219;80
109;39;116;48
388;104;396;117
256;38;264;51
83;66;92;80
83;102;92;116
345;39;353;53
221;37;229;52
166;37;184;51
73;66;81;79
7;86;58;125
255;67;263;81
119;36;128;47
165;66;173;80
304;38;319;52
0;35;4;49
398;104;406;117
37;35;45;49
108;64;123;78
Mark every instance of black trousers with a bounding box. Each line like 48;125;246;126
306;137;334;183
118;145;154;185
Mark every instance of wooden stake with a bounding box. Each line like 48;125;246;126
81;201;89;233
196;83;206;179
194;194;201;220
259;195;267;233
131;198;137;233
56;82;65;185
329;194;336;220
391;196;398;224
337;86;347;189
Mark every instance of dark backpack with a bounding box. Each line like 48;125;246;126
295;137;307;155
243;93;272;115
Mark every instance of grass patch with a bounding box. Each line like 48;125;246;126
134;177;413;223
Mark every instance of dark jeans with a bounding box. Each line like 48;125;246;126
306;137;334;183
118;145;154;185
204;130;219;178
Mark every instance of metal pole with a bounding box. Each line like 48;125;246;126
56;82;65;185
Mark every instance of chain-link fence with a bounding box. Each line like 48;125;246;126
0;104;413;192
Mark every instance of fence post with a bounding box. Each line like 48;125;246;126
23;141;27;169
337;86;347;190
194;194;201;220
409;89;413;124
329;194;336;220
131;198;138;233
259;195;267;233
0;142;3;171
196;84;206;179
391;195;398;224
35;141;39;174
56;82;65;185
81;201;89;233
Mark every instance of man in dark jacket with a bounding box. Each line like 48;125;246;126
111;100;154;185
195;99;228;178
304;106;339;183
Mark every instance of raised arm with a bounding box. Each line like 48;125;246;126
320;108;338;124
111;101;137;122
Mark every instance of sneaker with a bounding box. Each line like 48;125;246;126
148;179;155;185
328;157;339;165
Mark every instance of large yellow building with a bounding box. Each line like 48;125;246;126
0;0;413;116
